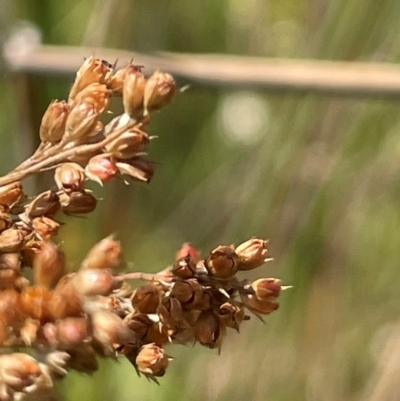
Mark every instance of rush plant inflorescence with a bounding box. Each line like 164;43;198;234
0;57;285;401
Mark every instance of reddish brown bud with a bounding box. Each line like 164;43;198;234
33;242;66;288
31;216;60;241
54;163;86;193
72;268;116;297
50;277;83;319
105;127;149;159
69;57;114;102
25;190;60;218
0;229;25;252
236;238;269;271
39;100;70;143
123;65;146;118
135;343;169;377
176;243;201;263
0;182;23;207
61;190;97;215
205;245;238;279
144;70;176;114
20;285;53;323
194;311;225;349
81;235;122;271
85;155;118;184
131;284;161;314
172;254;196;279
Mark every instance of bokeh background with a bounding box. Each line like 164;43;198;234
2;1;400;400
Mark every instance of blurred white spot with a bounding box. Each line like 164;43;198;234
3;21;42;65
217;91;270;146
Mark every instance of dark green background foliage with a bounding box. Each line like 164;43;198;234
1;1;400;400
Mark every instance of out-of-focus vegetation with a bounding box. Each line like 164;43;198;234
2;1;400;400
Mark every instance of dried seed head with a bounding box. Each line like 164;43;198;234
72;83;111;113
0;229;25;253
105;127;149;159
31;216;60;241
85;155;118;184
0;182;23;207
124;313;152;340
69;57;114;102
54;163;86;193
25;190;60;218
39;100;70;143
172;254;196;279
33;241;66;288
135;343;169;377
0;353;42;392
205;245;238;279
157;297;183;331
81;235;122;271
72;268;117;296
61;190;97;215
176;243;201;264
131;284;161;314
236;238;269;271
194;311;225;349
144;70;176;113
123;65;146;118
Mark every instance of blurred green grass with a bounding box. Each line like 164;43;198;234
2;0;400;400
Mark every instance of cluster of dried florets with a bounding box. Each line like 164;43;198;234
0;57;286;401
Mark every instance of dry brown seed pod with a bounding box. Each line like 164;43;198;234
251;278;281;300
31;216;60;241
172;254;196;279
62;190;97;215
64;99;101;142
72;268;117;297
171;278;203;309
116;157;156;182
0;228;25;252
25;190;60;218
109;65;130;94
124;313;152;340
71;83;111;113
39;100;70;143
69;57;114;102
33;241;66;289
144;70;176;114
85;155;118;184
240;294;279;316
205;245;239;279
0;182;23;207
54;163;86;193
131;284;162;314
0;207;11;234
80;235;122;271
123;65;146;118
218;302;246;331
105;127;149;159
157;297;183;331
194;310;225;349
135;343;169;378
235;238;270;271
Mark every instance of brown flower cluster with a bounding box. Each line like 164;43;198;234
0;57;286;401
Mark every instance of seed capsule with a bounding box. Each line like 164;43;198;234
39;100;70;143
135;343;169;377
123;65;146;118
194;310;225;349
85;155;118;184
144;70;176;113
205;245;238;279
235;238;269;271
0;182;23;207
25;190;60;218
61;190;97;215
